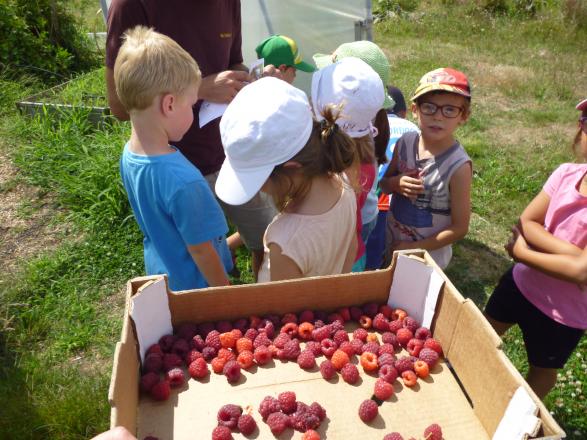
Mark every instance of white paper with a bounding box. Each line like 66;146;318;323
130;277;173;363
198;101;228;128
493;386;541;440
387;254;444;328
249;57;264;80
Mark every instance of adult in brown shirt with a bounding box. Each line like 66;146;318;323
106;0;276;277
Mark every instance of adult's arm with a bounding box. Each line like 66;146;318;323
106;67;129;120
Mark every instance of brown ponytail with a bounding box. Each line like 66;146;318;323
373;108;390;166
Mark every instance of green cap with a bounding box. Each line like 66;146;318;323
313;41;394;108
255;35;317;73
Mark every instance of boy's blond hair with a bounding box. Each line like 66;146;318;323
114;26;201;111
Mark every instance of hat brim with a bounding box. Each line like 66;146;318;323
411;84;471;102
577;98;587;112
295;60;317;73
312;53;334;70
215;159;274;206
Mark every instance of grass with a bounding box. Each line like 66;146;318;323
0;0;585;438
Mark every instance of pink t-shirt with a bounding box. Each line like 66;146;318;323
513;163;587;329
355;162;376;260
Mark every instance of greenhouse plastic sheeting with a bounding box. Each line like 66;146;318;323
242;0;370;92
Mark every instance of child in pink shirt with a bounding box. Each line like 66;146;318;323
485;98;587;399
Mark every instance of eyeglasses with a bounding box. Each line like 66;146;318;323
418;102;464;119
580;116;587;134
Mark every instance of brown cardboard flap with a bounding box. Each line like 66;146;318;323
108;339;139;432
169;268;393;325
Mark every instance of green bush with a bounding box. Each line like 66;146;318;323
0;0;99;83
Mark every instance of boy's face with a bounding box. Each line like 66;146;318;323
166;84;199;142
412;92;469;147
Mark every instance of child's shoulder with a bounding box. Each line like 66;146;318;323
547;162;587;185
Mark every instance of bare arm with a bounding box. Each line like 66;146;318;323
518;190;583;256
268;243;303;281
106;67;130;121
188;241;230;287
91;427;136;440
507;226;587;285
342;234;358;273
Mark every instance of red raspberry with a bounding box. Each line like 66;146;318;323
330;349;350;370
150;380;170;401
198;322;215;337
310;402;326;421
191;334;206;351
378;353;396;368
205;330;222;351
216;320;233;333
217;404;242;429
283;339;301;360
248;315;262;329
273;332;291;349
223;360;241;383
388;319;403;334
201;346;217;361
423;338;443;355
143;353;163;374
171;338;190;358
362;342;380;356
211;357;226;374
414;360;430;378
338;341;355;358
320;339;337;357
146;343;163;356
328;312;344;324
383;433;404;440
211;425;232;440
333;329;349;345
407;338;424;357
232;318;249;333
253;345;272;365
166;367;185;388
140;372;160;393
278;391;297;414
305;340;322;356
163;353;183;371
362;302;379;318
302;430;320;440
373;313;389;331
185;349;203;365
258;396;281;420
378;364;399;383
379;343;396;357
281;322;299;337
298;310;315;323
423;423;443;440
360;351;379;372
297;350;316;370
396;328;413;347
350;338;364;355
230;328;243;341
244;328;258;341
419;348;440;368
359;315;372;329
393;308;407;321
237;414;257;435
259;319;275;339
235;337;253;354
349;306;363;321
253;332;271;349
394;356;415;374
320;359;337;380
414;327;432;340
374;378;394;400
402;370;418;387
381;332;399;347
341;363;359;384
402;316;419;333
158;334;176;352
337;306;351;321
237;350;254;369
266;412;290;435
188;357;209;379
298;322;315;340
352;328;368;341
379;304;394;319
217;348;236;362
290;404;320;432
312;325;331;342
281;313;298;324
358;399;378;423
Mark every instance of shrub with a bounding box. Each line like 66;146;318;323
563;0;587;29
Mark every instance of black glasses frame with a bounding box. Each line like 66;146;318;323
418;101;464;119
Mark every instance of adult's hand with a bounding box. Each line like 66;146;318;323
198;70;250;103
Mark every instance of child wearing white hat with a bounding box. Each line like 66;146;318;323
216;77;358;282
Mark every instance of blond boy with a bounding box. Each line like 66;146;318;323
115;26;231;290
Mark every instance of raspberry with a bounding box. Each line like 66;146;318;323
206;330;222;350
396;328;413;347
423;338;443;355
394;356;415;374
320;360;337;380
358;399;378;423
235;337;253;354
211;425;232;440
401;370;418;387
341;363;360;384
330;349;350;370
140;372;160;393
232;317;249;332
163;353;183;371
249;315;262;329
388;319;403;334
166;367;185;388
328;312;344;324
281;322;299;337
223;360;241;383
278;391;297;414
378;364;399;383
146;343;163;356
237;414;257;435
414;360;430;378
379;304;394;319
258;319;276;339
297;350;316;370
403;316;419;333
220;332;237;349
218;348;236;362
216;320;233;333
312;325;331;342
237;350;254;369
150;380;170;401
158;334;176;352
423;423;443;440
266;412;289;435
393;308;407;321
191;335;206;351
350;306;363;321
171;338;190;358
283;339;301;360
350;338;364;355
217;404;242;429
374;378;394;400
337;307;351;321
297;322;315;340
419;348;440;368
366;333;379;343
273;332;291;349
362;302;379;318
253;345;272;365
290;404;320;432
407;338;424;357
381;332;398;347
188;358;209;379
265;314;281;327
378;353;396;368
305;340;322;356
359;315;372;329
362;342;380;356
383;433;405;440
258;396;281;420
360;352;378;372
298;310;315;323
143;353;163;374
415;327;432;340
211;357;227;374
253;332;271;349
338;341;355;358
197;322;215;338
231;328;243;340
302;430;320;440
309;402;326;421
333;329;349;345
202;346;217;361
185;349;203;365
281;313;298;325
352;328;368;341
320;339;337;357
244;328;258;341
314;309;328;322
373;313;389;331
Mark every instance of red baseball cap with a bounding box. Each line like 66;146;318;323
577;98;587;113
411;67;471;101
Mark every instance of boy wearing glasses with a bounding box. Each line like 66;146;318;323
380;68;473;268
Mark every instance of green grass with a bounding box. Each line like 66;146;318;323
0;0;586;438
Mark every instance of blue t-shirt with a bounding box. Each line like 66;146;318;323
120;144;232;291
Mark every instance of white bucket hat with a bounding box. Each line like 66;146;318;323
216;77;313;206
311;57;384;138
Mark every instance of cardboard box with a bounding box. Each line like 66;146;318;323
108;250;565;439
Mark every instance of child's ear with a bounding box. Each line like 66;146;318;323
160;93;175;116
410;102;418;117
281;160;302;169
459;109;471;125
